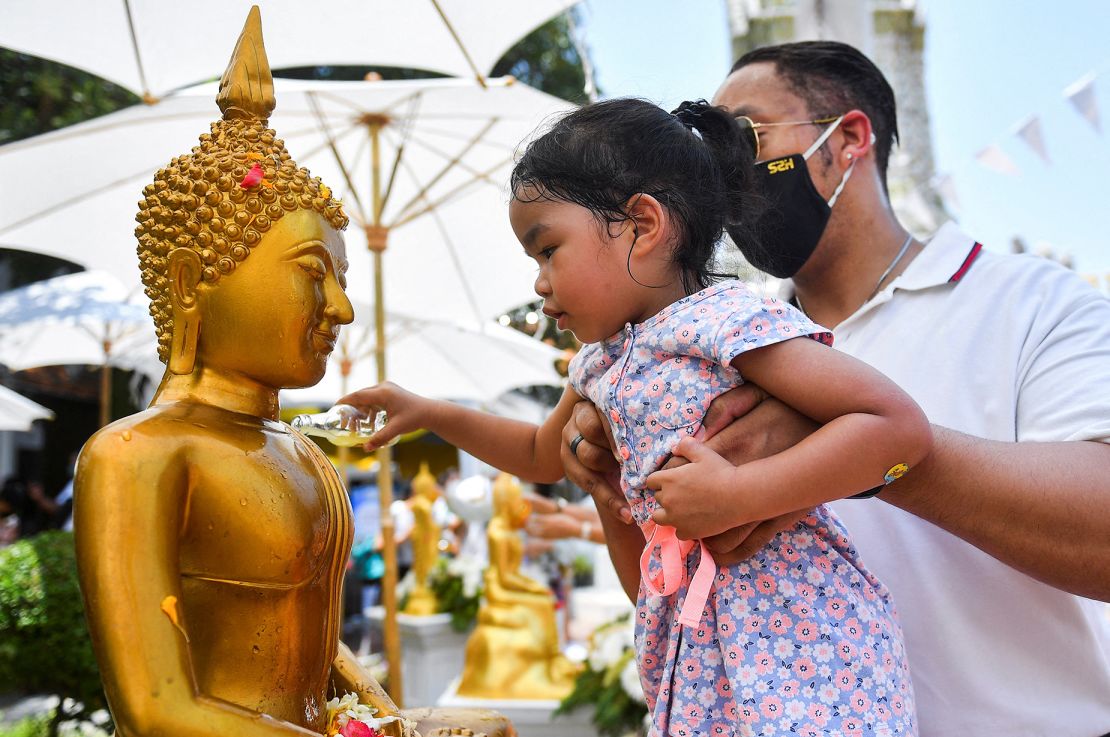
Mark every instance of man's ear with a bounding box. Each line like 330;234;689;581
836;109;874;166
623;193;668;256
167;248;203;376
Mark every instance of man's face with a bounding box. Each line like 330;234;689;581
712;62;839;199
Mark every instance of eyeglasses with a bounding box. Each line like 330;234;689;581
734;115;841;161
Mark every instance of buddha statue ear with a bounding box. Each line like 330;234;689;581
168;248;204;375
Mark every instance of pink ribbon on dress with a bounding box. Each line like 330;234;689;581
639;520;717;628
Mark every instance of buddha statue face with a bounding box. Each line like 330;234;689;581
184;207;353;389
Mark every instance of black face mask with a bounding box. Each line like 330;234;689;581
730;117;854;279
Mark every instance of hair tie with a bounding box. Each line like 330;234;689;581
671;99;712;142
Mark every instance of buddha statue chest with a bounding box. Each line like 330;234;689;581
160;406;354;728
178;422;350;587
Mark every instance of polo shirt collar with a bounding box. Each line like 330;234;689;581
889;222;983;292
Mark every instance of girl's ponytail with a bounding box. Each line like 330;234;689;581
671;100;763;257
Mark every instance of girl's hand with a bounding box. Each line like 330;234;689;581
646;438;742;540
337;382;434;449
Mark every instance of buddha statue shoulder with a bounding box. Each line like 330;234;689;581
73;8;507;737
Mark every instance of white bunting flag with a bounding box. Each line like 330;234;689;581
1064;73;1101;134
975;144;1021;176
1014;116;1050;164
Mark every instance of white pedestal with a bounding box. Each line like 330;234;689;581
368;609;470;709
437;678;598;737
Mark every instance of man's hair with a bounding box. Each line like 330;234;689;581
731;41;899;187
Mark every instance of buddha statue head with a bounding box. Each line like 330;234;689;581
135;6;351;389
491;473;532;530
412;462;441;502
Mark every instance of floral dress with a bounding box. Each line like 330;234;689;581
569;281;916;737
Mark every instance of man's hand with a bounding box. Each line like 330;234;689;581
685;385;819;564
561;400;632;524
525;512;586;540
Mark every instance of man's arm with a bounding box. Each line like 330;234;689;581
884;429;1110;601
563;387;1110;600
690;387;1110;600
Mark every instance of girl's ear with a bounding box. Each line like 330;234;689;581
623;193;669;255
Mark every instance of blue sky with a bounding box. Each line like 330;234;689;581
577;0;1110;278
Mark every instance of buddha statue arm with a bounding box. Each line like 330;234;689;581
331;642;398;717
487;523;549;597
74;431;318;737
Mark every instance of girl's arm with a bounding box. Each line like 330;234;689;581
647;338;932;539
339;382;581;484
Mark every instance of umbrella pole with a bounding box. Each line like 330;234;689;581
99;362;112;427
100;340;113;427
367;118;404;707
339;363;351;489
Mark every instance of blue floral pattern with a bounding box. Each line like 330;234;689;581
569;281;916;736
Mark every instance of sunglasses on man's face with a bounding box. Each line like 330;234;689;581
734;115;842;161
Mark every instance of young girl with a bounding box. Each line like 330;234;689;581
343;99;928;736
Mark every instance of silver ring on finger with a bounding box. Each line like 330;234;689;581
569;433;586;458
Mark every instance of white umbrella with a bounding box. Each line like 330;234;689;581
0;76;572;322
0;385;54;432
0;271;159;425
282;308;563;406
0;0;579;101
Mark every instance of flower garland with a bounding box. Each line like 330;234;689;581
324;693;413;737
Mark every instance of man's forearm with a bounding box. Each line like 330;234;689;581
884;426;1110;601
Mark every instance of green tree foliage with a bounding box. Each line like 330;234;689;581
492;12;592;103
0;531;103;708
0;50;138;146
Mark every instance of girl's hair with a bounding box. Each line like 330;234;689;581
510;98;761;294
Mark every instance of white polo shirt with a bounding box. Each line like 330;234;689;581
800;223;1110;735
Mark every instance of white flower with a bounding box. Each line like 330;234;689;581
818;684;839;704
589;628;627;671
57;721;110;737
446;554;485;598
619;659;645;704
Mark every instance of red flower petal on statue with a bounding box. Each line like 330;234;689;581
240;163;264;189
339;720;379;737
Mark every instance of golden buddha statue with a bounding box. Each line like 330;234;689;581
456;474;578;700
73;8;509;737
403;463;441;617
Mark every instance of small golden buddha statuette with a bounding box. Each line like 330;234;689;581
403;463;442;616
456;474;579;700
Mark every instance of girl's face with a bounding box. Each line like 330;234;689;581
509;193;644;344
